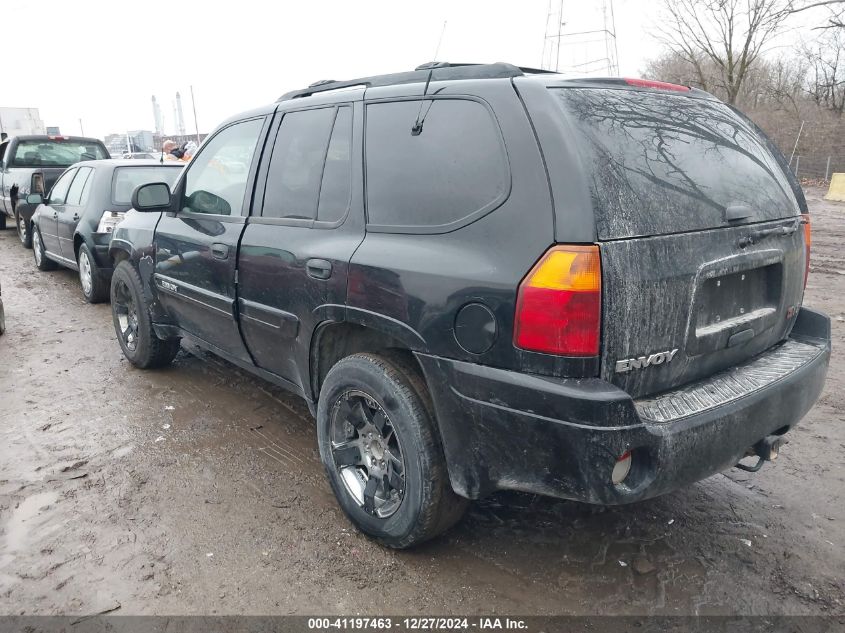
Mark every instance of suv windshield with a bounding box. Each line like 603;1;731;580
12;140;109;167
553;88;797;239
112;165;183;205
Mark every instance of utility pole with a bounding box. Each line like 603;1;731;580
190;85;201;145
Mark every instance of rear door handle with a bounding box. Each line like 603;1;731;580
306;258;332;280
210;243;229;259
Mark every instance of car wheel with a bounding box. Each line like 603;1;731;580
317;353;467;549
110;261;180;369
16;211;32;249
0;213;6;230
77;243;109;304
32;226;57;271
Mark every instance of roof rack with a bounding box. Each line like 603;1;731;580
277;62;557;101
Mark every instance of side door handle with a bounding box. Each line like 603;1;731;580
306;258;332;280
210;242;229;260
72;213;80;221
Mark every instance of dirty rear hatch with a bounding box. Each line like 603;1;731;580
550;86;807;399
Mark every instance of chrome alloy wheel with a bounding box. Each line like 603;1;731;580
78;250;93;296
32;229;43;266
112;278;139;352
18;215;27;244
330;391;405;518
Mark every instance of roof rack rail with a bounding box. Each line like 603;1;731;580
277;62;551;102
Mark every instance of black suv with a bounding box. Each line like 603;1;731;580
109;63;831;548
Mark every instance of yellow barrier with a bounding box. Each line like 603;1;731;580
825;173;845;202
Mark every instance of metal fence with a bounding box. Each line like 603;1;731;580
788;154;845;181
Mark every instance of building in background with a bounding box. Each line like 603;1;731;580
104;130;155;156
151;95;163;134
0;107;46;137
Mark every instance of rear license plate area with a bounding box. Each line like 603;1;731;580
688;263;782;355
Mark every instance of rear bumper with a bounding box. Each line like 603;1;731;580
92;234;114;277
417;307;831;503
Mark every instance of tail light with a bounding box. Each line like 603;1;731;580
97;211;127;233
514;244;601;356
623;78;690;92
31;173;44;194
801;213;811;288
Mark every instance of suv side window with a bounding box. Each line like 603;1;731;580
317;106;353;224
364;98;509;233
262;107;336;221
182;118;264;216
66;166;94;206
48;168;77;205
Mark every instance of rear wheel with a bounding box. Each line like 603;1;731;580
77;243;110;304
16;211;32;248
32;226;57;271
110;261;180;368
317;353;467;548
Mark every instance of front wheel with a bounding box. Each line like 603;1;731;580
110;261;180;368
317;353;467;548
16;211;32;248
32;226;57;271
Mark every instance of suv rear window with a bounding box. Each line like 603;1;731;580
365;99;508;233
553;88;797;240
11;140;109;167
112;166;182;205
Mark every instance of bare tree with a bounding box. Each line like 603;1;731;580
801;28;845;113
657;0;796;104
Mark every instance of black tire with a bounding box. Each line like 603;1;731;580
317;352;467;548
0;213;6;230
15;210;32;249
110;260;180;369
77;243;110;304
32;225;57;271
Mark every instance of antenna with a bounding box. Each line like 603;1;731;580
411;20;447;136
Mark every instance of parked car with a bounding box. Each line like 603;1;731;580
108;63;830;548
0;278;5;335
0;135;110;247
28;160;183;302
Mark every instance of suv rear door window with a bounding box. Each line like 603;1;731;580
262;107;336;220
552;88;797;239
317;106;353;224
364;98;508;233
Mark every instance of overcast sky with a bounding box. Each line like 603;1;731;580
5;0;666;140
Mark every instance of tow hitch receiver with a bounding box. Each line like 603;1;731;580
735;435;788;473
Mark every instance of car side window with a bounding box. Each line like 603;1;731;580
66;167;94;206
182;118;264;216
317;106;353;224
48;169;77;205
262;107;336;220
365;98;509;232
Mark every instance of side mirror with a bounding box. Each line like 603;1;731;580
131;182;172;212
26;193;43;205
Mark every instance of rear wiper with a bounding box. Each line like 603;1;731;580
738;217;804;249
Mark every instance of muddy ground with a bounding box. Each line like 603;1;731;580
0;187;843;617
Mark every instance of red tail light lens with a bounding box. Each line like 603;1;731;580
802;213;811;288
514;245;601;356
623;78;690;92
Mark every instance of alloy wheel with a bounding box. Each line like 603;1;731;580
112;279;139;352
330;391;406;518
33;230;43;266
79;250;93;296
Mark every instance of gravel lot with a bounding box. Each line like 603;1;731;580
0;187;843;616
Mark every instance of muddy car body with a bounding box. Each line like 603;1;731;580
0;135;110;247
28;160;183;302
108;63;831;548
